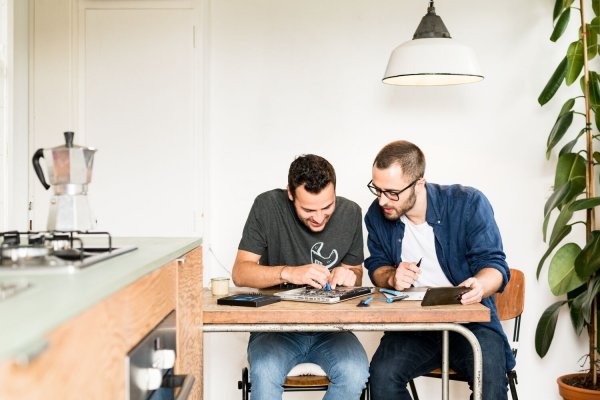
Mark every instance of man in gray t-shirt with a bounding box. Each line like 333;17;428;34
232;154;369;400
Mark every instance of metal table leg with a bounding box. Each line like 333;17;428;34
203;322;484;400
442;330;449;400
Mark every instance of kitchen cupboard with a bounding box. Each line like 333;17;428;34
0;246;203;400
29;0;203;236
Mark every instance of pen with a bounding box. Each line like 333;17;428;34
416;257;423;267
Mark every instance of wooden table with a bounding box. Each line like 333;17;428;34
202;288;490;400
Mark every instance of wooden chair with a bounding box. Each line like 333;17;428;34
409;268;525;400
238;362;369;399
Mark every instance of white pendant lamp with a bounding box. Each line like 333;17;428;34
383;0;483;86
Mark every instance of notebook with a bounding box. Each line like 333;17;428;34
275;286;375;304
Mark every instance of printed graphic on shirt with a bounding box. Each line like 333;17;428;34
310;242;339;269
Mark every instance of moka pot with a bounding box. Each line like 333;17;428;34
32;131;97;231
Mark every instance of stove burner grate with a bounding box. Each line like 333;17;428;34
0;231;136;273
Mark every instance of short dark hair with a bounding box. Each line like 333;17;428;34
288;154;336;197
373;140;425;181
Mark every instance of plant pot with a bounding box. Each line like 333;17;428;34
558;373;600;400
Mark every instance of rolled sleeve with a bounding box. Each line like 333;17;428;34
464;191;510;292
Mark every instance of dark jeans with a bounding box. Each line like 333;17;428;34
369;325;508;400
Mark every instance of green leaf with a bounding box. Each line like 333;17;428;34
554;0;565;20
581;276;600;323
570;289;588;333
551;8;571;42
554;153;586;202
594;0;599;17
587;24;598;59
569;197;600;211
574;231;600;279
558;137;578;156
549;203;574;246
569;277;600;335
544;181;572;221
595;105;600;131
546;111;574;157
538;225;572;278
536;300;567;357
566;41;584;85
559;98;576;117
568;284;587;334
594;150;600;164
549;243;584;295
589;71;600;106
592;17;600;35
539;57;568;105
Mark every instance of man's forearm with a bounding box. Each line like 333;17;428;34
343;265;364;286
232;262;286;289
371;266;397;288
474;267;504;298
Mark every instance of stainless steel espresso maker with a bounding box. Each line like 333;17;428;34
32;131;98;231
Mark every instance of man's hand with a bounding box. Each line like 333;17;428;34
389;261;422;290
459;277;484;304
282;264;331;289
459;268;503;305
329;266;357;289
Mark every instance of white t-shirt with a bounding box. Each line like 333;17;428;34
400;215;452;287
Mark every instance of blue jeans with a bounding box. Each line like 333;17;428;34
247;332;369;400
369;325;508;400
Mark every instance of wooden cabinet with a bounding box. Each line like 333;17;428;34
0;246;203;400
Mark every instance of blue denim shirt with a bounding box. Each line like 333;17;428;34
364;182;515;371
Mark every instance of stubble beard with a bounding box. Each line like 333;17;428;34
382;189;417;221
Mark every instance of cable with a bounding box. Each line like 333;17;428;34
207;245;232;275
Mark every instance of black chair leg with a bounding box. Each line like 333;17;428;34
508;370;518;400
238;367;250;400
360;379;370;400
408;379;419;400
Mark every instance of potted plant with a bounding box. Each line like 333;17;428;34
536;0;600;397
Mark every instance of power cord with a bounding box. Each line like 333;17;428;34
207;245;232;276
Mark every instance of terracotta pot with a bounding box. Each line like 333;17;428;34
557;373;600;400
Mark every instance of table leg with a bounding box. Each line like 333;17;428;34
442;330;449;400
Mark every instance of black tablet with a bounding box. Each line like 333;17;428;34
421;286;470;306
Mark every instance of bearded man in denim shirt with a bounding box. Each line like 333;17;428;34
365;140;514;400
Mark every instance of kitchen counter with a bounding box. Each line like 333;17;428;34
0;237;201;362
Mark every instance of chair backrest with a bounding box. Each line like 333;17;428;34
494;268;525;321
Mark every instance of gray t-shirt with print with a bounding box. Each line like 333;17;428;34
238;189;364;268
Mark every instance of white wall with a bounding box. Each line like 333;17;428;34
203;0;587;399
0;0;7;230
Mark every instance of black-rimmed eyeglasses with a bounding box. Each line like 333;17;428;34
367;178;420;201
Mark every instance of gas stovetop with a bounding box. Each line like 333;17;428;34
0;231;137;274
0;281;32;301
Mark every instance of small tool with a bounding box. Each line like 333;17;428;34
381;294;409;303
325;282;331;292
357;296;373;307
380;288;404;297
416;257;423;267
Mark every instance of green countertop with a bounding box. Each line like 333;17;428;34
0;237;202;362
